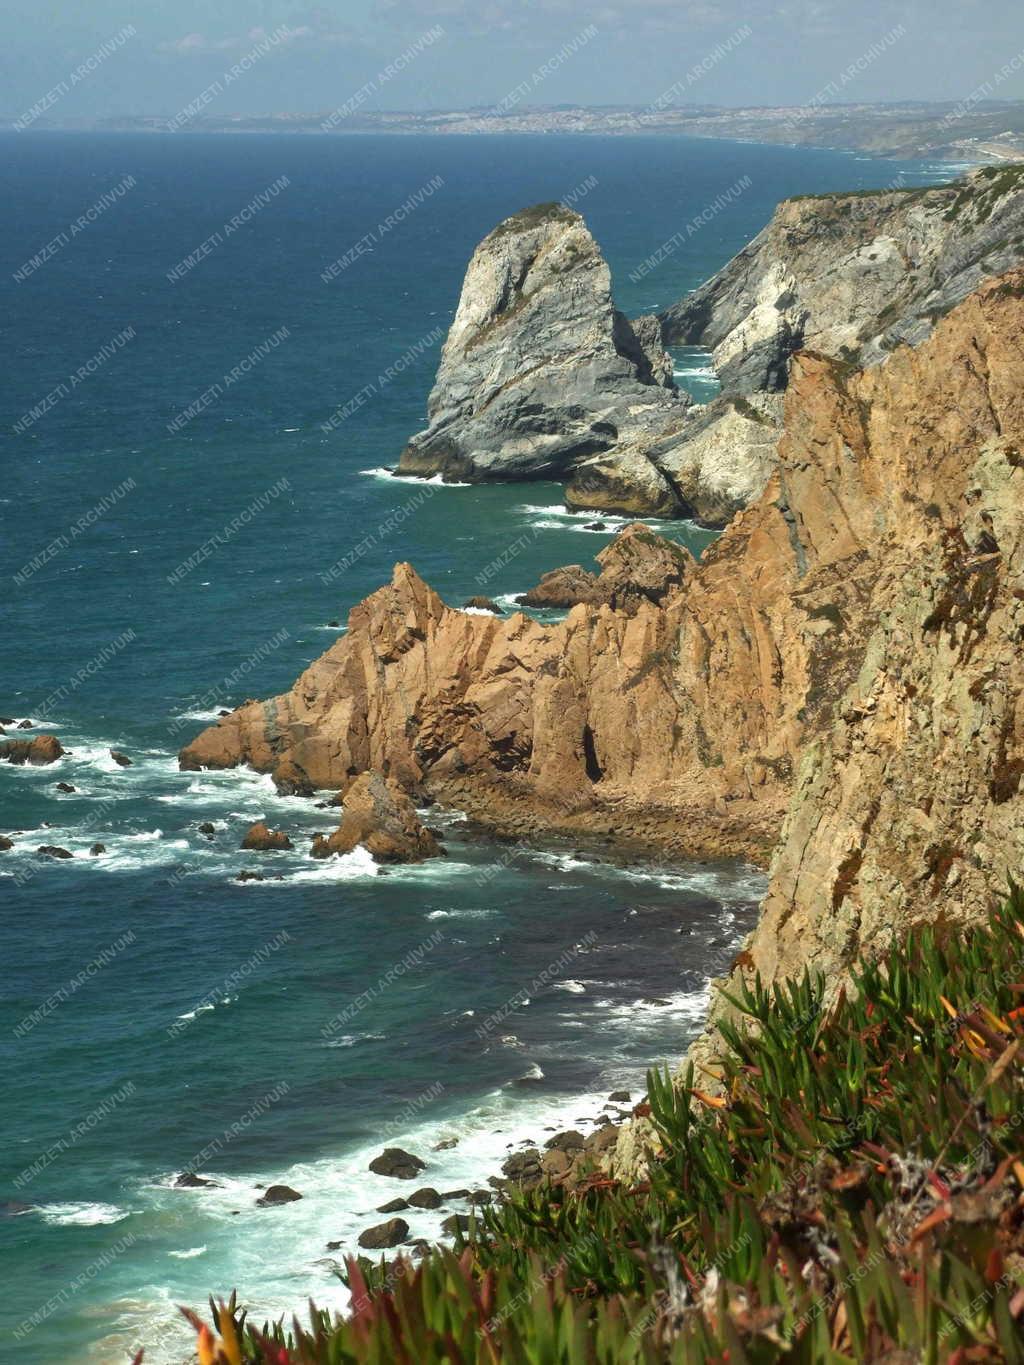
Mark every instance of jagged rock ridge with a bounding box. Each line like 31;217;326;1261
393;172;1024;528
661;166;1024;390
184;272;1024;980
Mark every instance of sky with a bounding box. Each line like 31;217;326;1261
1;0;1023;121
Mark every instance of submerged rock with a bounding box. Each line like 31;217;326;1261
256;1185;302;1207
440;1213;474;1237
110;749;132;768
0;836;13;852
37;845;73;859
375;1197;410;1214
175;1172;219;1188
463;596;503;615
89;843;106;856
55;781;76;793
407;1187;443;1209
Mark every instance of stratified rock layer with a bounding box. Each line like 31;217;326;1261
398;203;682;484
661;169;1024;391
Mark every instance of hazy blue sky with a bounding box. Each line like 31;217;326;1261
2;0;1022;120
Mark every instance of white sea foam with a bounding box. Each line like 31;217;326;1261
423;472;471;487
114;1072;661;1365
168;1245;207;1259
255;845;378;884
37;1201;130;1227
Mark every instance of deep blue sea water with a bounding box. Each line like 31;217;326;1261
0;132;955;1361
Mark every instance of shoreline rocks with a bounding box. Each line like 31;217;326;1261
358;1217;409;1250
240;821;293;852
368;1147;427;1181
310;771;440;864
256;1184;302;1207
2;735;65;766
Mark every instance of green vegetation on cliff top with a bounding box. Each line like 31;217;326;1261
186;889;1024;1362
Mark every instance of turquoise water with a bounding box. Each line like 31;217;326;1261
0;132;953;1361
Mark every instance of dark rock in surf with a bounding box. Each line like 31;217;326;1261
358;1217;409;1249
407;1187;443;1209
368;1147;426;1180
256;1184;302;1207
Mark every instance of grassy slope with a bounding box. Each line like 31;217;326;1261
186;891;1024;1363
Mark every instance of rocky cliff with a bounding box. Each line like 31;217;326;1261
394;171;1024;528
397;203;683;484
582;167;1024;526
185;272;1024;989
662;165;1024;391
395;201;783;526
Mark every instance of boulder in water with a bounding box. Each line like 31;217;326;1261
240;821;293;852
256;1185;302;1207
358;1217;409;1249
368;1147;426;1180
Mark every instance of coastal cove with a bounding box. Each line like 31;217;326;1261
0;133;959;1362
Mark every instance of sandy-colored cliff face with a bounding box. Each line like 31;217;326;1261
182;275;1024;970
745;275;1024;986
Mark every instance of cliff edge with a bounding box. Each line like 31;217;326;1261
183;273;1024;953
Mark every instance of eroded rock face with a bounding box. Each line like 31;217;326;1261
615;272;1024;1186
661;169;1024;391
183;274;1024;969
516;523;693;612
397;203;684;484
309;771;440;864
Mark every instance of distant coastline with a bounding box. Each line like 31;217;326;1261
6;100;1024;164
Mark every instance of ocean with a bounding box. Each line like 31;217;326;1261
0;131;955;1362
